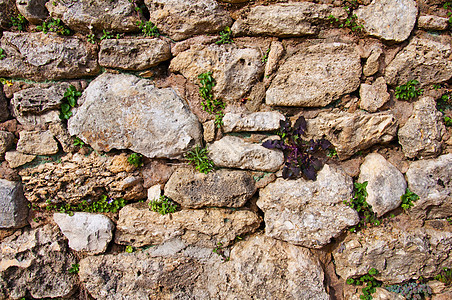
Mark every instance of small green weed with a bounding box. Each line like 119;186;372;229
347;268;382;300
11;14;28;32
137;20;160;37
444;2;452;25
327;148;338;158
60;85;81;120
400;188;419;211
448;217;452;225
185;145;215;174
198;72;225;128
73;136;85;148
434;267;452;285
437;92;452;127
216;26;233;45
100;29;115;40
125;245;134;253
385;281;432;299
68;263;79;274
45;195;127;215
213;242;230;262
37;18;71;36
261;48;270;63
87;33;96;44
395;80;423;101
0;48;5;60
328;1;363;32
149;195;177;215
127;153;143;168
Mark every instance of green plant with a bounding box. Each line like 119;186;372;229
327;148;338;158
395;80;423;101
137;20;160;37
37;18;71;35
127;153;143;167
213;242;230;262
447;217;452;225
436;92;452;127
329;1;363;32
68;263;79;274
385;281;432;299
0;48;5;60
11;14;28;31
216;26;233;45
198;72;225;128
100;29;115;40
400;188;419;211
60;85;81;120
125;245;134;253
444;2;452;25
261;48;270;63
45;195;127;214
149;195;177;215
347;268;382;300
185;145;215;174
73;136;85;148
434;267;452;285
87;33;96;44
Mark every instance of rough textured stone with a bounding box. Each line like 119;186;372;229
147;184;161;201
208;135;284;172
68;73;202;159
164;167;256;208
0;225;78;299
0;0;18;29
359;77;390;112
203;120;216;143
5;151;35;168
418;15;449;31
54;212;114;254
264;40;284;77
355;0;418;42
385;35;452;87
0;32;99;81
266;42;361;107
16;0;48;24
16;130;59;155
0;85;9;123
0;131;14;156
99;38;171;71
170;44;264;102
406;154;452;220
115;203;261;248
306;111;397;159
358;153;406;217
141;160;175;189
363;47;382;77
334;216;452;284
257;164;359;248
144;0;232;41
223;112;285;132
231;3;347;37
46;0;141;33
398;97;445;159
0;180;28;229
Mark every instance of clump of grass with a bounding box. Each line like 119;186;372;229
395;80;423;101
216;26;233;45
185;145;215;174
198;72;225;128
137;20;160;37
149;195;177;215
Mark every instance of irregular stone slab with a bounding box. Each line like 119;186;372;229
358;153;406;217
222;112;285;133
333;216;452;284
54;212;114;254
306;111;397;159
68;73;202;159
0;0;17;29
363;47;382;77
385;35;452;87
406;154;452;220
0;179;28;228
170;44;264;102
266;42;361;107
145;0;232;41
16;0;48;24
0;131;14;156
231;2;347;37
115;203;261;248
418;15;449;31
265;40;284;77
257;164;359;248
398;97;445;159
208;136;283;172
165;167;256;208
0;225;78;299
46;0;141;33
16;130;59;155
0;32;99;81
355;0;417;42
5;151;35;168
359;77;390;112
147;184;161;201
99;38;171;71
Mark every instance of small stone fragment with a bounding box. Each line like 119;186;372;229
363;47;382;77
359;77;390;112
203;120;216;143
5;151;35;168
147;184;161;201
0;179;28;228
0;131;14;156
223;112;284;133
16;130;59;155
418;15;449;31
264;41;284;77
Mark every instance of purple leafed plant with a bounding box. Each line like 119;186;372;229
262;116;332;180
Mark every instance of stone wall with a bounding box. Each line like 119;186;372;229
0;0;451;299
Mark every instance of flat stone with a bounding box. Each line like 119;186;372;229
418;15;449;31
68;73;202;159
355;0;418;42
5;151;35;168
144;0;232;41
0;131;14;156
360;77;390;112
0;32;99;81
16;0;48;24
208;135;284;172
257;164;359;248
358;153;406;217
266;42;361;107
406;154;452;220
16;130;59;155
0;179;28;228
231;2;347;37
54;212;114;254
222;112;285;132
398;97;445;159
164;167;256;208
99;38;171;71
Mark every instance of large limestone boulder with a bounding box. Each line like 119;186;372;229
0;32;99;81
164;167;256;208
231;2;347;37
170;44;264;102
266;42;361;107
355;0;418;42
0;225;78;299
68;73;202;159
145;0;232;41
222;111;284;133
257;164;359;248
0;179;28;228
406;154;452;220
46;0;142;33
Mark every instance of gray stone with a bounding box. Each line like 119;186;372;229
398;97;445;159
99;38;171;71
358;153;406;217
223;111;285;133
231;2;347;37
0;84;9;122
363;47;382;77
5;151;35;168
0;225;78;299
385;35;452;87
208;135;284;172
0;32;99;81
144;0;232;41
0;131;14;156
406;154;452;220
16;130;59;155
0;179;28;228
68;73;202;159
170;44;264;102
266;42;361;107
0;0;18;29
46;0;141;33
418;15;449;31
360;77;390;112
16;0;48;24
257;164;359;248
164;167;256;208
355;0;418;42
